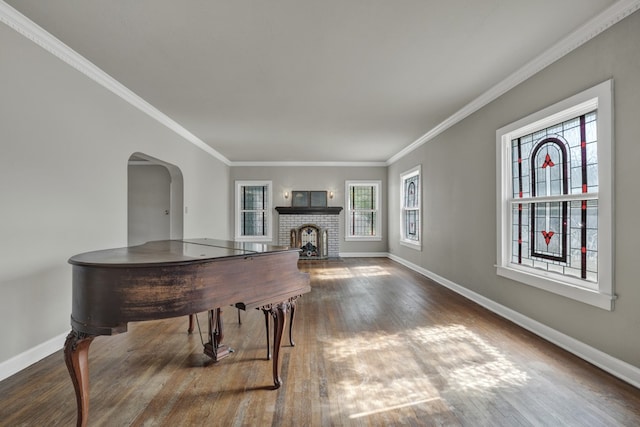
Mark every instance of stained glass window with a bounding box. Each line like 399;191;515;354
510;112;598;283
401;166;421;247
235;181;272;241
241;185;267;236
346;181;381;240
497;80;613;309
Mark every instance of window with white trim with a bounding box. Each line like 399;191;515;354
345;181;381;241
235;181;272;242
400;165;421;249
496;80;614;310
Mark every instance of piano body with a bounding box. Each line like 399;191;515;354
64;238;310;427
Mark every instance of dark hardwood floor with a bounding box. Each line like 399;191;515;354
2;258;639;426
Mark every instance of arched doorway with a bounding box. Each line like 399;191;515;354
127;153;184;246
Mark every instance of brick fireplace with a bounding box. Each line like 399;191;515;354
276;206;342;259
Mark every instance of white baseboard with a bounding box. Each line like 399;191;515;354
387;253;640;389
0;331;67;382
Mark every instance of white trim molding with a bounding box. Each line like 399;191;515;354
0;332;67;382
231;161;387;168
400;165;422;250
345;180;383;242
387;253;640;390
235;180;273;242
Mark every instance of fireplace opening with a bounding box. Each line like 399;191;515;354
291;224;328;259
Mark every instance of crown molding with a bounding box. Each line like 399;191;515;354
3;0;638;168
386;0;640;165
0;1;231;166
230;160;387;167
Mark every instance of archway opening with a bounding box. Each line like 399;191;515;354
127;153;184;246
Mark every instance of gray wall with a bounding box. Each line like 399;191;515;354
388;10;640;368
0;22;231;365
128;164;172;246
231;166;388;254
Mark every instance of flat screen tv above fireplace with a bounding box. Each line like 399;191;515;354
291;191;327;207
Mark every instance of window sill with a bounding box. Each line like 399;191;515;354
346;236;382;242
400;240;422;251
496;265;615;310
234;236;273;243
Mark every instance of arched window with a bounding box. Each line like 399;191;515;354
400;165;421;248
529;137;569;263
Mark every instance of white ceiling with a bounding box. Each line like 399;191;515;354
4;0;622;164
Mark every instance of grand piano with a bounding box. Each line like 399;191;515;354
64;238;311;427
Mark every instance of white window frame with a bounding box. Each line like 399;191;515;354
496;80;614;310
400;165;422;250
235;180;272;242
345;180;382;241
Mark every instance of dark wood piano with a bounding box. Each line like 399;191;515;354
64;238;310;427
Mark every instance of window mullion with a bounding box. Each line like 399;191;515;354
511;192;598;204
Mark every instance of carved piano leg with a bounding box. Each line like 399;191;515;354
289;299;297;347
64;330;95;427
264;302;288;389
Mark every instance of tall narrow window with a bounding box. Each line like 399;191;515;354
235;181;272;242
400;165;421;249
497;80;613;310
345;181;381;241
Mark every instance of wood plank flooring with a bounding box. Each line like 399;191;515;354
1;258;639;426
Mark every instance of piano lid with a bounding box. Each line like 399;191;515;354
68;238;294;267
181;238;288;254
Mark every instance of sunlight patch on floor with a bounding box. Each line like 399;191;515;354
408;324;530;392
349;397;443;419
313;267;354;281
336;366;444;420
322;323;529;419
351;265;391;277
321;331;442;418
311;264;392;281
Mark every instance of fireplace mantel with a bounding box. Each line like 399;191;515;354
276;206;343;215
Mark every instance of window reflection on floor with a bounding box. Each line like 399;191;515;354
311;264;391;281
321;324;529;419
352;265;391;277
412;324;529;391
312;267;354;281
